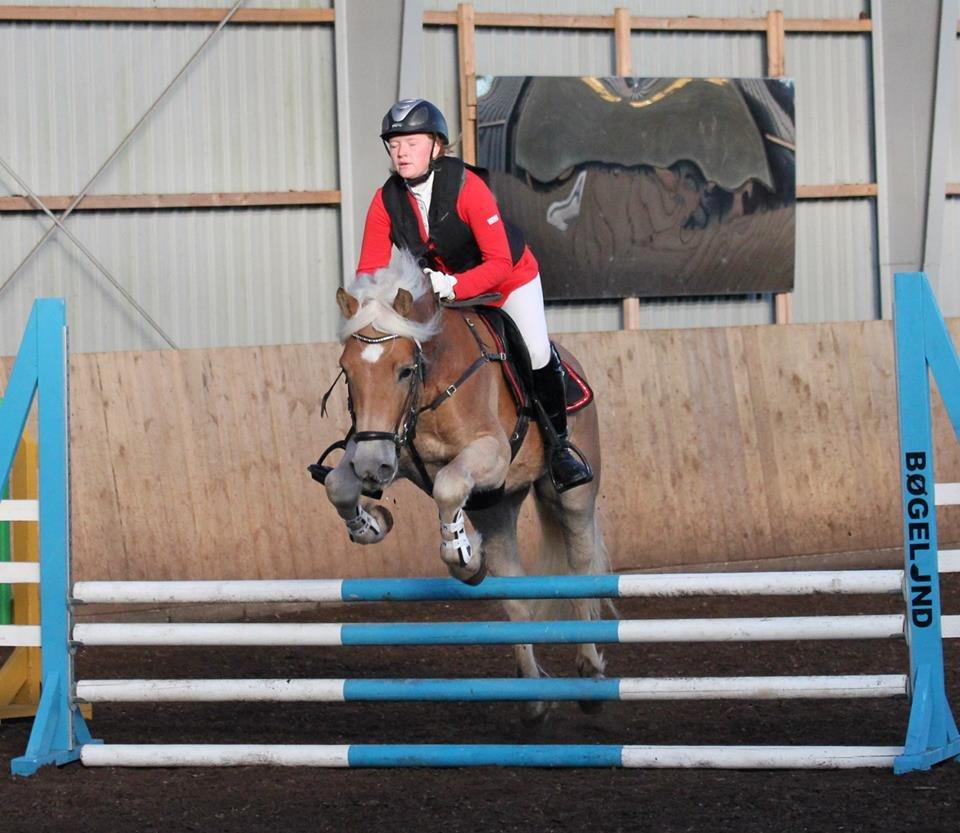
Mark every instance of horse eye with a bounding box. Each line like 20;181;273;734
398;366;416;381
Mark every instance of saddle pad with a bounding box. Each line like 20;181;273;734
562;360;593;414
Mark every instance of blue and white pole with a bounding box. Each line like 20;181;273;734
71;569;906;603
79;743;906;770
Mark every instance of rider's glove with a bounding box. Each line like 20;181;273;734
426;269;457;300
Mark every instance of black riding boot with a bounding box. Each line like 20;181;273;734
531;349;594;492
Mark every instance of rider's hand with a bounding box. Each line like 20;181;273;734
426;269;457;300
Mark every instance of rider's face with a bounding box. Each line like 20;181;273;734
387;133;439;180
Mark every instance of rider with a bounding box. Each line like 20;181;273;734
356;98;592;493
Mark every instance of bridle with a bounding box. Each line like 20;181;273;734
314;314;511;495
347;331;426;450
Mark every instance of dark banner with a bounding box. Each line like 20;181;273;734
476;76;796;301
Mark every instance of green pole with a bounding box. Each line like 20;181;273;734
0;396;9;626
0;481;8;626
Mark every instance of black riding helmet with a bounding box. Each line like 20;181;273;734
380;99;449;144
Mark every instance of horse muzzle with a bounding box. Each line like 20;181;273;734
350;435;399;490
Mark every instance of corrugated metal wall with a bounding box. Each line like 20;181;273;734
941;25;960;314
2;1;954;354
0;4;339;354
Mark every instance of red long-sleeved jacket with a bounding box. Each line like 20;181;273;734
356;169;539;305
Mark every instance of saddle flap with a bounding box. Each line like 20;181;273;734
473;307;593;415
473;306;531;412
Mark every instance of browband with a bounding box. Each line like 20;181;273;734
351;332;400;345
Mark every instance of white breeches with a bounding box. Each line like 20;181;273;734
500;275;552;370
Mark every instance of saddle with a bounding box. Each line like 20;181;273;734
470;306;594;417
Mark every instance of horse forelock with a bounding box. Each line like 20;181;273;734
340;252;442;344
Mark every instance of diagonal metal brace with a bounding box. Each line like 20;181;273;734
0;0;246;348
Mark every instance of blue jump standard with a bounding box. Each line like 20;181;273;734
339;575;622;601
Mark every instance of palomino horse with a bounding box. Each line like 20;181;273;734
321;253;608;719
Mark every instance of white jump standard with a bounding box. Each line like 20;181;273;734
4;273;960;775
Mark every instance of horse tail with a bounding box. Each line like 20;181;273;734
530;495;616;623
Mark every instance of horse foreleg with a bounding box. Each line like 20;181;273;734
324;449;394;545
433;435;510;584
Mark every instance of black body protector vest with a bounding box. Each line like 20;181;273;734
381;156;525;273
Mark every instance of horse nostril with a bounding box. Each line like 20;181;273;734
350;444;396;484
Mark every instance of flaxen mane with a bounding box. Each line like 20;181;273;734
341;251;441;344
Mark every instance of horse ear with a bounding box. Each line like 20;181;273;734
393;288;414;318
336;287;359;319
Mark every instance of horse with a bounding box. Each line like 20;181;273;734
320;252;609;720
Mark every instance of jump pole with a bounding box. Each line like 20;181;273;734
69;552;960;602
68;567;924;603
67;614;959;647
79;744;907;770
75;675;909;703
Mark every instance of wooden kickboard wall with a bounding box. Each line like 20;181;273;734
2;319;958;580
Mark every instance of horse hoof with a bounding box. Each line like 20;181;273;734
521;700;550;727
445;558;486;586
463;560;488;586
346;502;394;545
577;662;606;714
368;504;394;536
578;698;605;715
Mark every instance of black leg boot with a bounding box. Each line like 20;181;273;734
531;349;594;492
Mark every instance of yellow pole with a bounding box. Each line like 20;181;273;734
0;436;89;721
0;436;41;719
